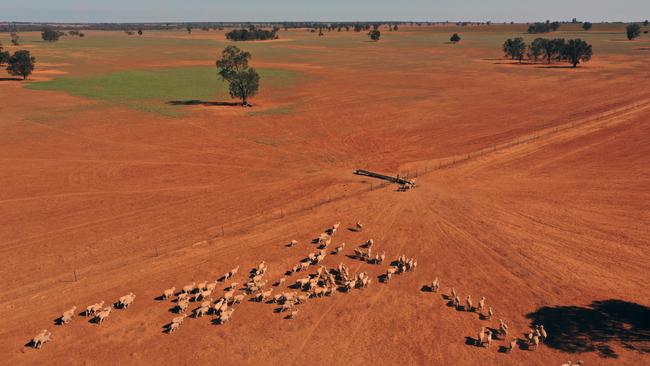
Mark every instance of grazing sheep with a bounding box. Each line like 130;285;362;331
85;301;105;317
197;281;208;291
333;243;345;254
288;309;298;319
384;272;393;283
477;327;486;347
162;287;176;300
387;267;397;275
117;293;136;309
95;307;112;324
431;278;440;292
182;282;196;294
466;295;473;312
300;262;310;271
539;325;548;342
206;282;217;292
289;240;298;247
498;319;509;338
60;306;77;325
530;335;540;350
355;222;363;232
508;338;517;353
177;292;190;302
176;299;190;313
486;306;494;320
230;266;240;276
485;330;493;348
232;294;245;304
194;306;209;318
450;288;457;299
478;297;486;312
31;330;52;349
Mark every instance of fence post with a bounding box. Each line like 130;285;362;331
74;270;78;282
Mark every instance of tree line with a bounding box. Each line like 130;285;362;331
503;37;592;67
528;21;561;34
226;26;278;41
0;41;35;79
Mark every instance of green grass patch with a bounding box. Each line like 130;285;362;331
27;66;297;116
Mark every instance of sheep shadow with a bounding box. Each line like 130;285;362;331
498;346;511;353
347;227;361;232
154;295;166;301
525;299;650;358
166;100;242;107
420;285;434;292
24;340;38;349
378;274;390;283
53;316;66;326
168;306;183;314
465;336;478;346
88;316;100;324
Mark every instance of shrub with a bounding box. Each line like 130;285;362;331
626;23;641;40
450;33;461;43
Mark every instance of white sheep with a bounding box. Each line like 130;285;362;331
85;301;104;317
95;307;112;324
162;287;176;300
32;329;52;349
182;282;196;294
60;306;77;325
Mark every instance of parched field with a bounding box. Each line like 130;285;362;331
1;24;649;365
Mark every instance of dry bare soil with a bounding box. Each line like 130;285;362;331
1;24;649;365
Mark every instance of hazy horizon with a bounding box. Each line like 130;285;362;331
1;0;648;23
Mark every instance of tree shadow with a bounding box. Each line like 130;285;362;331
535;65;579;69
0;77;23;81
525;299;650;358
167;100;242;107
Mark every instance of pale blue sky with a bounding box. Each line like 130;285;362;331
1;0;648;23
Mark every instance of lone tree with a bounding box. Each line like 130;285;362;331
562;39;592;67
0;43;10;66
450;33;461;43
644;20;649;27
503;38;527;63
216;46;260;106
10;32;20;45
626;23;641;40
6;50;36;80
41;27;62;42
369;30;381;41
582;22;593;31
138;29;143;36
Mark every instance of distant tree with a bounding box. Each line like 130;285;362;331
369;30;381;41
539;38;556;64
450;33;461;43
503;37;527;63
393;24;399;31
138;29;143;36
226;28;278;41
582;22;593;30
216;46;260;106
528;21;560;34
6;50;36;79
529;38;545;62
562;39;592;67
10;32;20;45
0;43;10;66
644;20;649;26
41;27;62;42
186;26;192;34
318;28;324;37
626;23;641;40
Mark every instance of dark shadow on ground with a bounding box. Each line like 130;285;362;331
167;100;243;107
535;65;580;69
0;77;23;81
525;299;650;358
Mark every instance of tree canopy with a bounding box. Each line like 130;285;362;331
216;46;260;106
562;39;592;67
41;27;63;42
0;43;10;66
226;28;278;41
503;38;527;63
6;50;36;79
626;23;641;40
528;21;561;34
369;30;381;41
450;33;461;43
582;22;593;31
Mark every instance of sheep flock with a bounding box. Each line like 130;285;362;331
26;220;557;363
